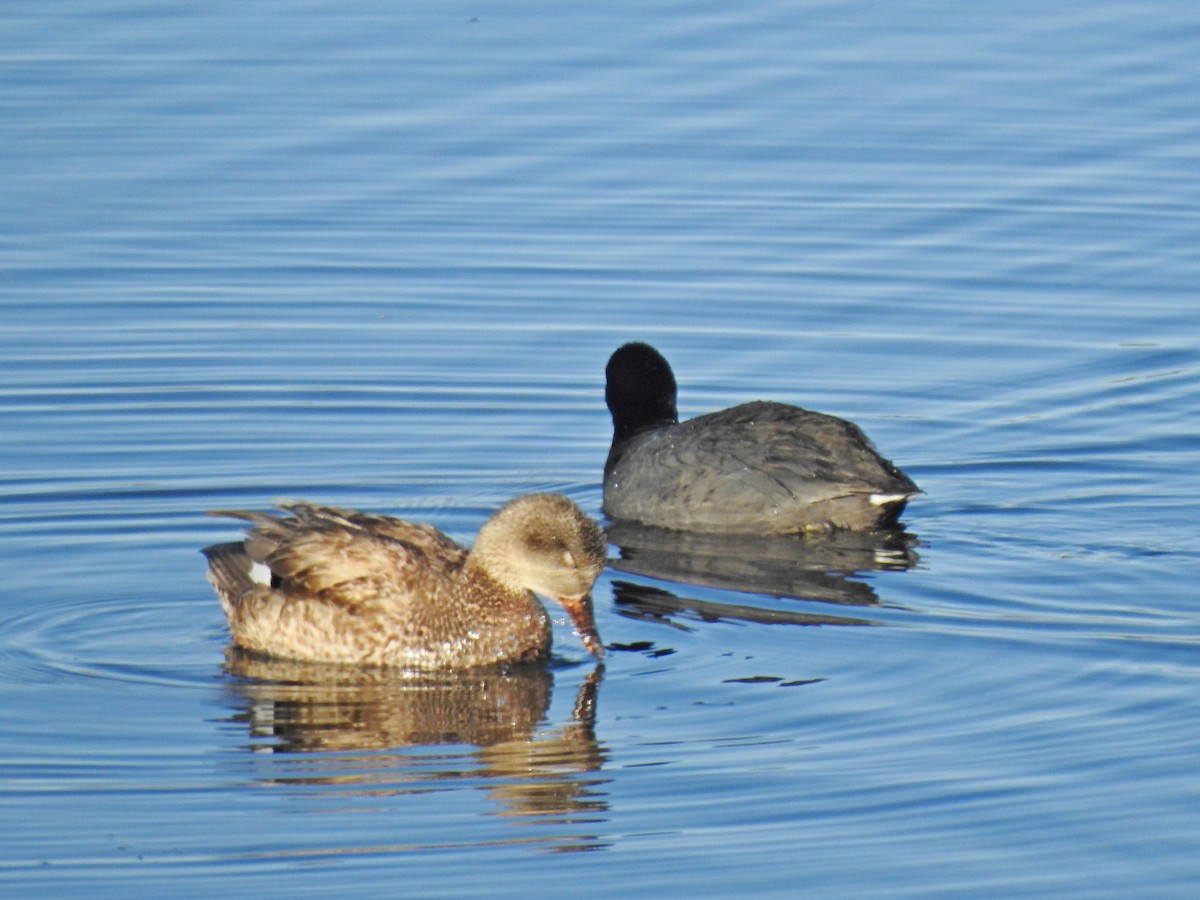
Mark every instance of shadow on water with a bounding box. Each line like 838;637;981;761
222;649;610;852
606;519;920;608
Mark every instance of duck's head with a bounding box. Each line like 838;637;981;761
472;494;608;657
605;342;679;440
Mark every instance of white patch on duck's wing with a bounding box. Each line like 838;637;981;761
869;493;912;506
248;560;273;585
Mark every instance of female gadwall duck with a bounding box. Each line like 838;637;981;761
203;494;607;668
603;342;919;534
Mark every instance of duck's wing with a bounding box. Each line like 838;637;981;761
207;504;467;609
278;504;467;572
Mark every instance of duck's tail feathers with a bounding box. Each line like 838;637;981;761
202;541;268;615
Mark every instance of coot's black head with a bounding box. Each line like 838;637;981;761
605;342;678;440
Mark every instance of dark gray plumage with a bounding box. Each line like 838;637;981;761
603;342;919;534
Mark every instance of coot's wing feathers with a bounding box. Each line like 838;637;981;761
661;401;915;505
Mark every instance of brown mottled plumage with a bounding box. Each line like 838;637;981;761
202;494;607;668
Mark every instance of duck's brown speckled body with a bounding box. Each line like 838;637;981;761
603;342;920;534
203;494;606;668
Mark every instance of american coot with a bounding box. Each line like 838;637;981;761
203;494;607;667
603;342;919;534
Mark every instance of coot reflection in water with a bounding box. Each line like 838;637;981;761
611;581;879;632
606;519;919;608
222;650;609;850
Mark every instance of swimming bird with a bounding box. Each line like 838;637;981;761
203;494;607;668
603;342;919;533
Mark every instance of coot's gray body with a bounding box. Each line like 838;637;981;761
602;343;919;534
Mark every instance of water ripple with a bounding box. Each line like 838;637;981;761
0;595;221;688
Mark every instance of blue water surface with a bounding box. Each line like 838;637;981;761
2;0;1199;897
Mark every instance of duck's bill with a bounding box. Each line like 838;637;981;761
559;594;604;658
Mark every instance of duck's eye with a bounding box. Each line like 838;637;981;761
525;534;565;556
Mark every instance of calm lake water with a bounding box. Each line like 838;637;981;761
3;0;1199;896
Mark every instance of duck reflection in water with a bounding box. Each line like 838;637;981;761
224;650;609;849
